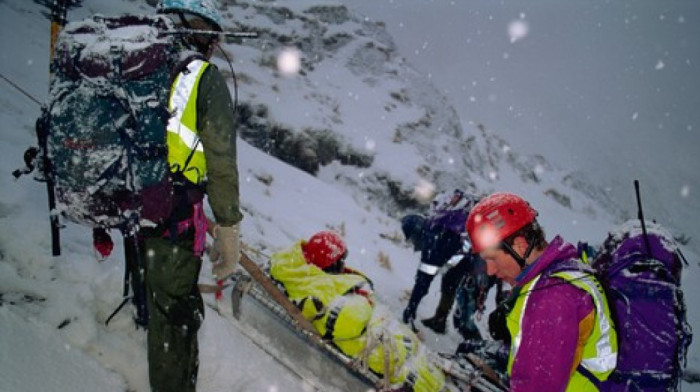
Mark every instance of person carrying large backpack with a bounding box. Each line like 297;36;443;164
139;1;243;391
20;1;241;390
466;192;618;391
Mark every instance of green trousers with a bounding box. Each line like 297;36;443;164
142;234;204;392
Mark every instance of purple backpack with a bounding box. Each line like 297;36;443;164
426;190;479;235
592;220;692;391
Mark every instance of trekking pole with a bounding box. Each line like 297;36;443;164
124;221;149;329
634;180;653;256
163;29;259;39
35;109;62;256
44;0;69;256
105;262;132;326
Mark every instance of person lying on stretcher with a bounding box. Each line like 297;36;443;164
269;230;446;392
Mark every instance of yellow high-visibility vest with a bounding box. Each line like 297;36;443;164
167;59;209;184
507;270;618;391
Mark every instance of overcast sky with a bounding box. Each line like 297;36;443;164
344;0;700;238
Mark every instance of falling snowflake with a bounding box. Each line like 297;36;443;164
508;20;529;43
680;185;690;198
414;178;436;203
655;60;665;70
277;47;301;77
534;164;545;176
365;139;376;151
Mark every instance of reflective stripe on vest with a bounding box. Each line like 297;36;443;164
418;263;440;275
552;270;617;376
507;274;542;369
317;294;372;341
323;297;346;340
507;270;618;389
167;59;209;184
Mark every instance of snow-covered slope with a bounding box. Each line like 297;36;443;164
343;0;700;254
1;0;698;391
223;0;632;229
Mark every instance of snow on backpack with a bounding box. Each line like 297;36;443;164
590;219;692;391
38;14;181;231
427;189;480;235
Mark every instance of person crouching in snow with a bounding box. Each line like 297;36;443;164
269;230;446;392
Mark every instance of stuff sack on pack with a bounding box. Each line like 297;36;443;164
592;219;692;392
427;189;480;235
39;14;179;228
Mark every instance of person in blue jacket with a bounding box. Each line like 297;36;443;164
401;190;487;336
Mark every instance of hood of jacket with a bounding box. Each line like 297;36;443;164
515;235;579;286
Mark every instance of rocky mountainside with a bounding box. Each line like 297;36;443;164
215;0;629;224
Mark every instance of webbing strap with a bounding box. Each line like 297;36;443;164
323;298;346;340
105;297;130;326
576;364;602;388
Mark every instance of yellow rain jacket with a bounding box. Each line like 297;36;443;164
270;241;445;392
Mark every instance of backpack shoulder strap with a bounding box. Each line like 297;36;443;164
169;52;207;87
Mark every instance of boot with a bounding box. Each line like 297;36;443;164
421;292;455;334
422;315;447;334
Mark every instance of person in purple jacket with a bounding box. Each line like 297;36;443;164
465;192;617;392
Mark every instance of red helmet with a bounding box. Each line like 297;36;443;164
466;192;537;253
301;231;348;269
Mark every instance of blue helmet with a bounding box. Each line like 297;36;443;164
158;0;223;31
